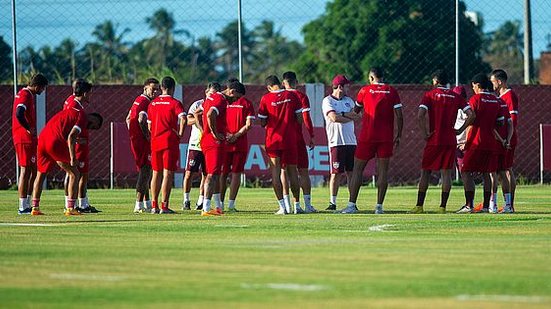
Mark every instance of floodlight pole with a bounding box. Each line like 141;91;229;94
523;0;534;84
12;0;19;184
455;0;459;86
237;0;244;83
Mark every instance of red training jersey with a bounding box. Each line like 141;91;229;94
147;95;185;151
466;92;508;152
258;89;302;151
201;92;228;149
128;94;151;141
356;83;402;143
12;88;36;144
499;89;519;146
287;89;314;140
419;87;470;146
225;96;255;152
39;108;86;145
62;95;88;145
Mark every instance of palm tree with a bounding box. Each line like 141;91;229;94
215;20;254;80
145;8;189;69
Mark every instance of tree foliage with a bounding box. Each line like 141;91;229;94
296;0;490;84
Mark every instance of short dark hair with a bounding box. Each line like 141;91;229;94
144;78;159;86
228;81;246;95
73;79;93;96
207;82;222;92
432;69;449;85
471;73;490;90
88;112;103;128
29;73;48;87
265;75;280;87
161;76;176;90
282;71;297;83
369;67;384;79
491;69;508;82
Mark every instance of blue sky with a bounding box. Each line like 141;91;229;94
0;0;549;56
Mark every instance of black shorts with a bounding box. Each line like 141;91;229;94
185;149;205;173
329;145;356;174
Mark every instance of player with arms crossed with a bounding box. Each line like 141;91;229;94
30;108;102;216
147;76;186;214
258;75;303;215
220;80;254;212
200;80;245;216
280;71;317;213
410;70;474;214
12;73;48;214
182;82;221;211
322;75;360;211
126;78;160;213
457;73;512;214
345;67;403;214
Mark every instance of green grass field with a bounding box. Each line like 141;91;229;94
0;185;550;308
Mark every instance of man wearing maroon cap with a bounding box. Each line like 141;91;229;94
345;67;403;214
322;74;359;211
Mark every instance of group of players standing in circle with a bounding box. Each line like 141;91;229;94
12;67;518;216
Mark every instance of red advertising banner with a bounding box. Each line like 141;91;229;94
112;123;375;178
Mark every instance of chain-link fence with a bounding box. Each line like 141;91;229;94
1;0;551;187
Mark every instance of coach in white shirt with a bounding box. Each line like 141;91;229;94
321;75;361;211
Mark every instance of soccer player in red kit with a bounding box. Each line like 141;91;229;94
31;110;103;215
200;80;245;216
457;73;512;213
258;75;303;215
12;73;48;214
147;76;186;214
61;79;101;213
126;78;160;213
410;70;474;214
490;69;518;212
220;82;254;213
280;71;317;213
346;67;403;214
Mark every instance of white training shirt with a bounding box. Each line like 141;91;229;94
454;108;467;145
188;99;204;151
321;95;357;147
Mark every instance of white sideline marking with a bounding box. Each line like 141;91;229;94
50;273;126;282
241;283;328;292
215;224;250;228
0;223;61;227
368;224;396;232
456;294;548;303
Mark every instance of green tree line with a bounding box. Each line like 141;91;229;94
0;2;534;85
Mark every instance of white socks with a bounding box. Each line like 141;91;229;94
184;192;190;202
228;200;236;209
304;194;311;207
330;195;337;205
203;199;212;212
197;195;204;206
277;199;285;212
213;193;221;209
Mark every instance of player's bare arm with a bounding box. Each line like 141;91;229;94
394;107;403;146
417;107;433;140
327;111;353;123
178;114;186;138
67;127;81;167
228;117;252;144
455;109;475;135
207;108;223;140
138;112;149;140
125;110;131;129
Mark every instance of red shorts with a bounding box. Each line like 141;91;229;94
296;138;309;169
75;144;89;173
203;145;225;175
355;141;393;161
14;142;37;167
185;149;205;173
151;146;179;172
130;137;151;170
330;145;356;174
422;145;456;170
462;148;498;173
266;145;298;166
37;139;70;174
502;146;515;169
222;151;247;174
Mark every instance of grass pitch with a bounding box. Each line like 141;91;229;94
0;185;550;308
